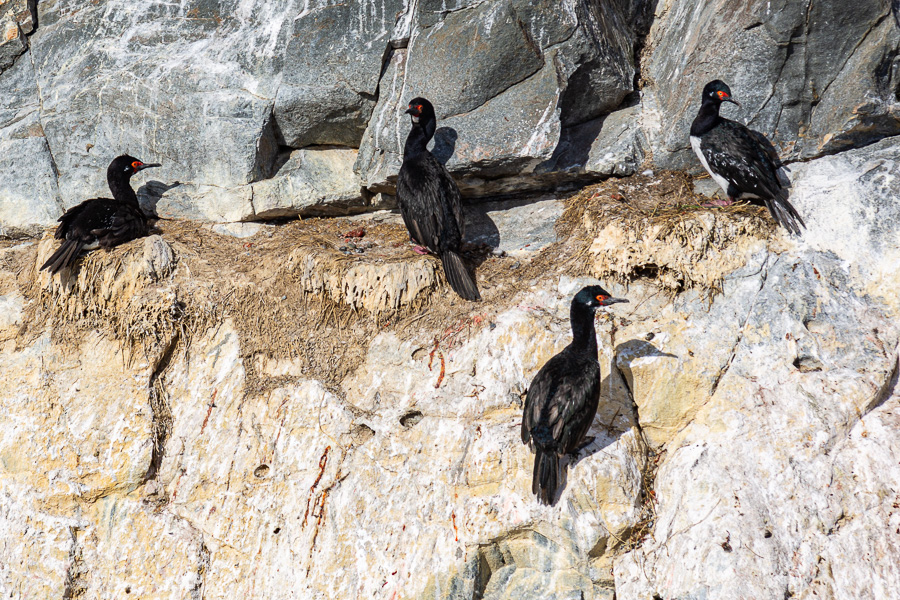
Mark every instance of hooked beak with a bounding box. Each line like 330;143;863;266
405;107;419;116
136;162;161;171
724;96;741;107
604;297;629;306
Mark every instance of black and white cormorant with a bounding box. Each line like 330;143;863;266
521;285;628;505
690;80;805;235
397;97;480;302
40;155;160;274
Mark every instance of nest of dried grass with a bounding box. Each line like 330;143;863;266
9;172;777;391
560;171;776;295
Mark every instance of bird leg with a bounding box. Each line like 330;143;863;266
411;244;431;255
574;436;596;454
701;196;735;208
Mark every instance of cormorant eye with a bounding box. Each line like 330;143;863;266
596;294;608;302
131;161;142;169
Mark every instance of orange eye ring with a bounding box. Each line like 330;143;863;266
596;294;609;302
131;161;143;169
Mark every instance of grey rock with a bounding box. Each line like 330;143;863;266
141;235;175;281
209;222;269;239
465;196;563;255
355;0;644;197
27;0;287;210
252;147;365;218
0;57;61;238
0;0;32;74
547;102;648;178
644;0;900;170
273;0;405;148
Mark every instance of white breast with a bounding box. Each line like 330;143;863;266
690;135;732;197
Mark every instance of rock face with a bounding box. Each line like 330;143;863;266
354;0;645;194
2;0;898;232
0;0;654;230
643;0;900;169
2;2;900;599
3;130;900;598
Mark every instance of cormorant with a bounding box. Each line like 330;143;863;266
521;285;628;505
40;155;160;274
397;97;480;301
690;80;805;235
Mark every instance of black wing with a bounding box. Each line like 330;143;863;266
396;152;464;254
701;120;783;199
58;198;147;248
702;120;805;233
522;349;601;455
42;198;149;273
91;202;150;248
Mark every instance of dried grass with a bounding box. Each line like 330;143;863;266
9;173;777;390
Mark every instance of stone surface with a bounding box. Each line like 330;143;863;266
643;0;900;170
0;54;62;238
354;0;645;196
0;0;31;73
2;4;900;600
251;147;365;219
3;137;900;598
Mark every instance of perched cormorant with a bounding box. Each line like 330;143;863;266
40;155;160;274
690;80;805;235
397;97;480;301
521;285;628;505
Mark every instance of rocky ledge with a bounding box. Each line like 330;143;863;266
1;136;899;599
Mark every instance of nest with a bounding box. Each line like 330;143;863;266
561;171;776;295
9;173;778;390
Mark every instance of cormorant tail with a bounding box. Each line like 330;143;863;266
441;250;480;302
40;239;83;274
765;191;805;236
532;448;559;506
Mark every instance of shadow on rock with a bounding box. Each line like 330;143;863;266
432;126;458;165
536;339;676;506
138;181;182;217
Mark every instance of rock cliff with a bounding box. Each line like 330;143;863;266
1;1;899;599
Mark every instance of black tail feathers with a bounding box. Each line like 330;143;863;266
40;239;84;274
765;191;805;236
532;448;560;505
441;250;480;301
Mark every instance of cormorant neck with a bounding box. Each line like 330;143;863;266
108;175;138;206
690;99;722;137
404;119;436;158
570;302;598;356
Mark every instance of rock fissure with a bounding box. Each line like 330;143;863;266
709;254;774;397
812;13;888;120
144;330;179;484
61;526;87;600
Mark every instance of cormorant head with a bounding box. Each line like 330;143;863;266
405;97;436;125
109;155;161;179
702;80;740;106
573;285;629;310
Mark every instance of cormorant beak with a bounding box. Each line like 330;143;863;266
135;162;161;171
723;96;740;107
603;297;629;306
